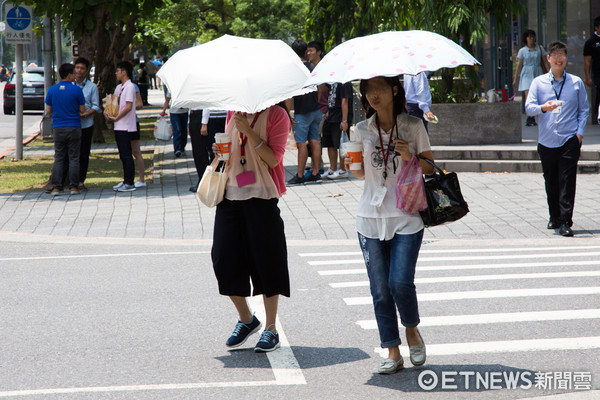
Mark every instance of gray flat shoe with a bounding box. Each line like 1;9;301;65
409;329;426;366
377;357;404;374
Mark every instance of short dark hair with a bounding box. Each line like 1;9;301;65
58;63;75;79
116;61;133;79
548;41;568;55
521;29;536;46
359;75;407;119
74;57;90;69
291;39;307;58
594;16;600;28
307;41;325;56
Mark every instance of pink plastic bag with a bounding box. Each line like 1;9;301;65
396;156;427;214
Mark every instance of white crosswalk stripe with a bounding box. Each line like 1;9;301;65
301;243;600;361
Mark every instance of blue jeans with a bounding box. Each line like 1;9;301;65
358;230;424;348
170;112;188;153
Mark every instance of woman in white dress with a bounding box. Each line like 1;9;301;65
513;29;550;126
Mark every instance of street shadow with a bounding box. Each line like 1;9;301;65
366;363;537;393
292;346;370;369
216;346;369;370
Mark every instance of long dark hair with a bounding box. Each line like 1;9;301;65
522;29;536;46
359;75;407;119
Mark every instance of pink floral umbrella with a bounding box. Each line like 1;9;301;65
304;30;479;86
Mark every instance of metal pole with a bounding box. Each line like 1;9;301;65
53;14;61;81
15;43;23;160
42;14;53;142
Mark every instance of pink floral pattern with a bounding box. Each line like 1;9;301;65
304;30;479;87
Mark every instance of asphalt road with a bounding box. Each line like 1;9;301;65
1;234;598;399
0;81;44;155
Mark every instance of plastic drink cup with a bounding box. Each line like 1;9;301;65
346;142;363;170
214;133;231;160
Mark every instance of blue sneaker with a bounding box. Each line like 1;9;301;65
226;315;262;348
254;324;280;352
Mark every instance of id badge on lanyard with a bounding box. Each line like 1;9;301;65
236;112;262;187
370;120;396;207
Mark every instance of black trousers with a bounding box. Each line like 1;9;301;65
62;125;93;184
189;111;226;184
114;130;135;185
212;198;289;298
51;127;81;189
406;102;428;132
591;80;599;125
537;136;581;227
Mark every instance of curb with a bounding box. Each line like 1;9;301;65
0;131;41;160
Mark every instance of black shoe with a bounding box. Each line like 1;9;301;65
547;220;559;229
226;315;262;348
525;117;533;127
559;223;574;237
175;151;182;158
304;173;322;184
287;175;305;186
189;184;198;193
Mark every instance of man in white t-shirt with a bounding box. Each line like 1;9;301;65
105;61;137;192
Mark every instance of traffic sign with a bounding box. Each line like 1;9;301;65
4;4;33;44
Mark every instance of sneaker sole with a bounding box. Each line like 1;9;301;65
226;322;262;349
254;341;281;353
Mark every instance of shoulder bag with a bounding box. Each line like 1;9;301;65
419;158;469;227
539;45;549;74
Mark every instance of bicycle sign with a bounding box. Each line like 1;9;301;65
4;4;33;44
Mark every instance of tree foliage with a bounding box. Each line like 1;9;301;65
135;0;308;54
306;0;523;96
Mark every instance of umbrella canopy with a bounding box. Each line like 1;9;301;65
157;35;313;113
304;30;479;86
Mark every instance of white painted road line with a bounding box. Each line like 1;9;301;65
318;260;600;275
300;245;600;257
330;270;600;288
344;287;600;305
0;381;279;398
0;251;211;262
356;309;600;330
308;250;600;266
373;336;600;358
249;296;306;386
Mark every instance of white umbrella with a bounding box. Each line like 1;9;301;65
304;30;479;86
157;35;314;113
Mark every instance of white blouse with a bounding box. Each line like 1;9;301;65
354;113;431;240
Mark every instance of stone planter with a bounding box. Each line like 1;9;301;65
428;101;522;145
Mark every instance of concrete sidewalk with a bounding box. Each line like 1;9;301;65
2;88;600;242
2;136;600;242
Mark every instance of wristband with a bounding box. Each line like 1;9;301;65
342;120;348;123
254;140;265;150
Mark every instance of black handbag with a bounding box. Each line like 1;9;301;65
419;158;469;227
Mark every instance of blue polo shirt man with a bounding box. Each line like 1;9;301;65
525;41;589;236
45;63;86;195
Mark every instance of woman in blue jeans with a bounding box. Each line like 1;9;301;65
345;75;434;374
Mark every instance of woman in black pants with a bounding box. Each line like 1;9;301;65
188;109;227;192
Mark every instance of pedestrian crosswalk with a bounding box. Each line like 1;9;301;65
299;243;600;360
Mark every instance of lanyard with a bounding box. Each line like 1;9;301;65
551;75;566;100
377;118;397;181
239;111;262;165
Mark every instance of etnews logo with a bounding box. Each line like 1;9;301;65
417;370;592;391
